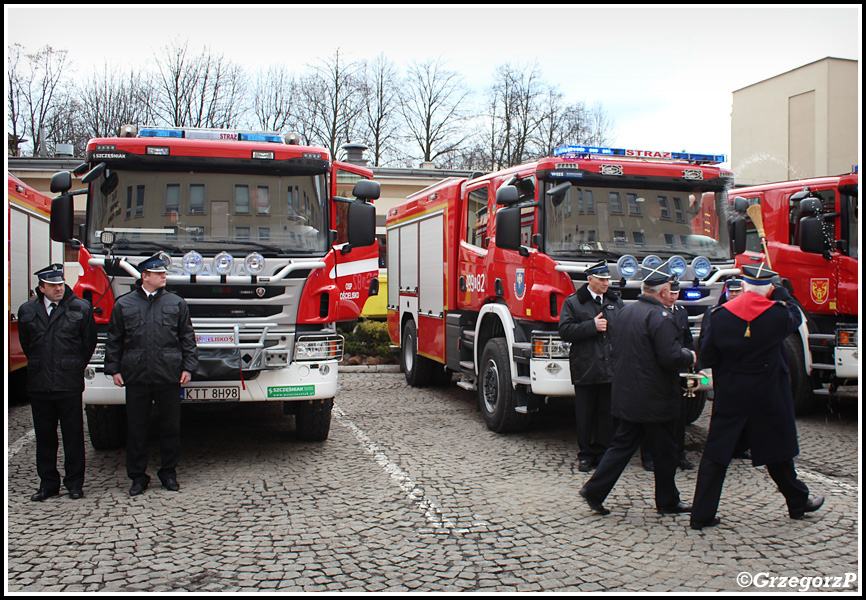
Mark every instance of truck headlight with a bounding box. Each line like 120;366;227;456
837;329;857;347
532;336;570;359
245;252;265;275
214;251;234;275
295;336;344;361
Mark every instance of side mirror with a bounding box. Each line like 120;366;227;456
81;162;106;185
50;171;72;194
798;216;829;257
352;179;380;202
546;182;572;207
733;196;749;214
100;170;119;196
346;200;376;249
495;205;523;253
50;195;75;242
730;216;746;255
496;185;519;206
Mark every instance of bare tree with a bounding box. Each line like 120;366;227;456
78;63;156;141
359;54;402;167
487;62;545;169
153;39;248;129
7;44;72;156
250;64;297;133
296;49;365;159
400;58;471;165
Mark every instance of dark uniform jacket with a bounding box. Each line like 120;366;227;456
699;286;801;466
104;282;198;386
18;285;97;395
558;285;624;385
610;294;695;423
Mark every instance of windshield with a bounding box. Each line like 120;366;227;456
86;168;329;255
542;183;732;260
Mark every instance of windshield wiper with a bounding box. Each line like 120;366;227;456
113;239;182;253
200;239;286;255
550;248;623;259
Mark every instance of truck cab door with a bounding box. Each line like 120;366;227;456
457;182;491;311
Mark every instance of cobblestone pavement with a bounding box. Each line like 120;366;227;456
6;373;860;592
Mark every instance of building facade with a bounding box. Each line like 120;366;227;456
731;57;858;186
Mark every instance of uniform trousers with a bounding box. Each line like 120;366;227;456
125;383;181;485
582;418;680;510
30;393;85;492
691;456;809;523
574;383;613;464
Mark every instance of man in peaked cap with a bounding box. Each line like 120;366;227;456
691;263;823;530
579;261;696;517
559;260;624;472
17;264;97;501
105;254;198;496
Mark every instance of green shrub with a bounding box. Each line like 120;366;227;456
343;320;393;358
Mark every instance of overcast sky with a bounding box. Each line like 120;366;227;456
5;4;862;167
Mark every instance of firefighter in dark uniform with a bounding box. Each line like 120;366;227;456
690;264;824;530
17;264;97;501
105;254;198;496
559;260;624;472
579;262;696;517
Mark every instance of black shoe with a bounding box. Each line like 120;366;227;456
658;501;692;515
678;457;695;470
789;496;824;519
30;488;59;502
690;517;721;530
129;481;149;497
68;488;84;500
160;477;180;492
578;459;592;473
579;486;610;515
642;461;654;472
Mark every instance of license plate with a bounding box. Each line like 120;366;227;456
182;386;240;402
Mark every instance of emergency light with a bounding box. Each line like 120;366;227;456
138;127;284;144
553;144;725;165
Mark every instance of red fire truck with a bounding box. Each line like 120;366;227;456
387;145;738;432
730;172;858;412
8;173;66;393
48;126;379;447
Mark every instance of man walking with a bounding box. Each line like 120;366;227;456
18;264;97;501
690;264;824;530
105;254;198;496
579;262;696;516
559;260;623;472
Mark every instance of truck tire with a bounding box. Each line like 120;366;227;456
784;333;816;414
295;398;333;441
478;338;531;433
682;391;707;424
85;404;127;450
401;319;435;387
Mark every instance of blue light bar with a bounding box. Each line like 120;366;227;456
239;132;283;143
553;144;725;164
139;128;184;138
683;289;703;301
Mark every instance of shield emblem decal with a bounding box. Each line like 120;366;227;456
810;279;829;304
514;268;526;300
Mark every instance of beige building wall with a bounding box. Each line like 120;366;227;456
731;57;858;186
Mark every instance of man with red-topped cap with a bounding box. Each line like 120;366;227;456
690;263;824;530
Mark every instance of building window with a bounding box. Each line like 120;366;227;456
673;197;686;222
236;226;251;240
658;196;671;220
609;192;623;214
165;184;180;215
235;185;250;214
627;193;641;216
135;185;145;218
258;226;270;241
255;186;270;215
189;184;206;214
633;231;645;246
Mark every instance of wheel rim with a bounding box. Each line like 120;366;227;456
403;330;415;373
482;358;499;414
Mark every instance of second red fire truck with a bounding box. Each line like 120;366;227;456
730;172;858;412
387;145;739;432
49;125;379;447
